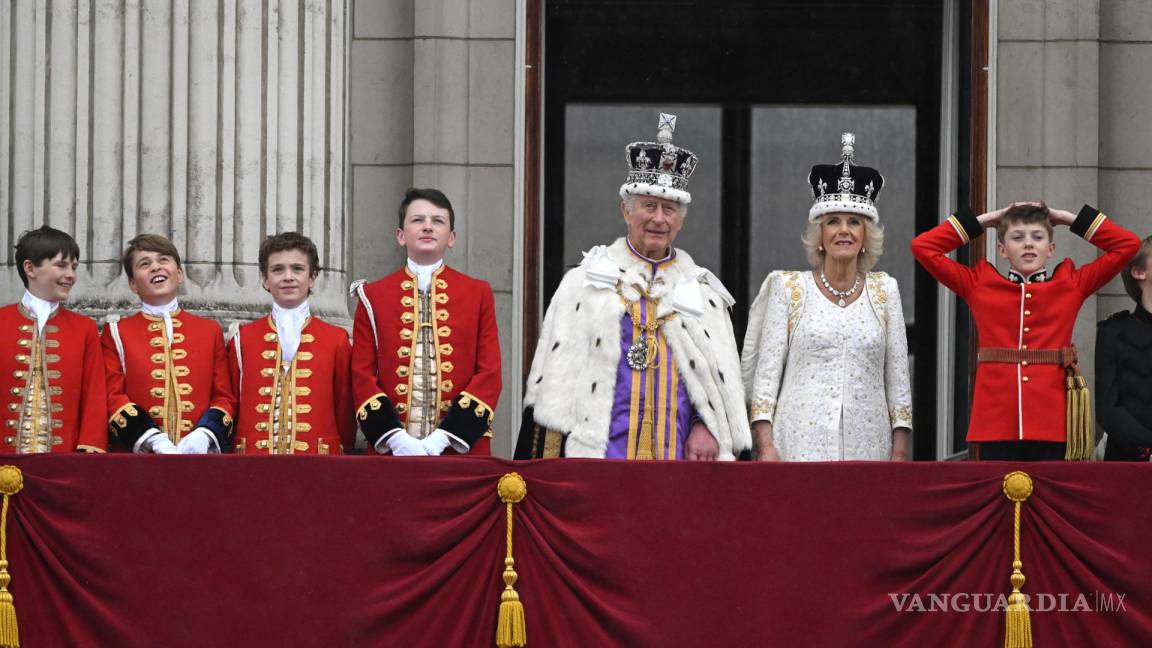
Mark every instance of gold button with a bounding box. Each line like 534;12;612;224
1021;361;1028;367
1025;293;1032;299
1024;310;1031;316
1023;327;1030;333
1022;345;1028;349
1022;376;1030;383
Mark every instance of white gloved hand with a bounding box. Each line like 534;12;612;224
145;432;179;455
176;428;216;454
382;431;430;456
421;429;452;456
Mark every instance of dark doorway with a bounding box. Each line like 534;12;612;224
542;0;946;458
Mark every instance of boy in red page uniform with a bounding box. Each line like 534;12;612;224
0;226;106;453
102;234;236;453
351;188;501;456
912;202;1139;461
227;232;354;454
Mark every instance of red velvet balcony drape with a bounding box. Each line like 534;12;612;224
1;456;1148;646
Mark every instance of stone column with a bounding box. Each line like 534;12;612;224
0;0;349;325
996;0;1101;382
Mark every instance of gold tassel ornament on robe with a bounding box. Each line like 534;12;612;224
495;473;527;648
0;466;24;648
1002;471;1034;648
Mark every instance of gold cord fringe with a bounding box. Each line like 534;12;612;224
496;473;527;648
0;466;24;648
1003;472;1033;648
1065;375;1093;460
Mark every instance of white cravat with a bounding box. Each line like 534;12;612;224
21;291;59;333
141;298;179;344
407;258;444;291
272;301;310;364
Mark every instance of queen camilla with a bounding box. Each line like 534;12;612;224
741;133;912;462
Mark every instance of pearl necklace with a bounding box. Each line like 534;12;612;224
820;270;861;308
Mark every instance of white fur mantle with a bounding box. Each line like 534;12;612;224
523;238;752;459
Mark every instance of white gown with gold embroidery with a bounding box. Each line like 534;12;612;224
741;270;913;461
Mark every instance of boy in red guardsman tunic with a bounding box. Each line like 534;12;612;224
0;226;106;453
912;202;1139;461
351;188;502;456
227;232;354;454
102;235;236;453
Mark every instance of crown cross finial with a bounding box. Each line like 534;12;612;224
841;132;855;160
657;113;677;144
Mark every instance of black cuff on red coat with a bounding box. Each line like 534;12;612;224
357;393;404;448
951;206;984;243
1070;204;1102;239
195;407;233;450
439;393;494;449
109;404;159;449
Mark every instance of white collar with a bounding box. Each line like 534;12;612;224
407;258;444;291
272;301;310;364
21;291;59;333
141;297;179;317
141;298;179;343
272;301;311;325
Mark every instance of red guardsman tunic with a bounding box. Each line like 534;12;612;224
0;304;106;453
351;265;502;455
102;310;236;449
912;205;1139;443
227;316;355;454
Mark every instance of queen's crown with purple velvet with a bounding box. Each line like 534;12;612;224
619;113;699;205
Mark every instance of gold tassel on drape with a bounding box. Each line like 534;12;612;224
0;466;24;648
495;473;527;648
1002;471;1034;648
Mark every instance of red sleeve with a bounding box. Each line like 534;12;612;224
333;333;356;452
79;322;109;452
101;323;133;417
1069;207;1141;295
351;293;383;410
910;208;984;300
458;283;502;410
208;323;237;419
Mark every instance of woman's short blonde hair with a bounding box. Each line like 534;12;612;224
800;214;885;272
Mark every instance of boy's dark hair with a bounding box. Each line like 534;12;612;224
122;234;182;277
1121;235;1152;305
397;188;455;231
996;202;1052;241
15;226;81;287
259;231;321;277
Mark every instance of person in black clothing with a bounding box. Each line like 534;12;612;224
1095;234;1152;461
